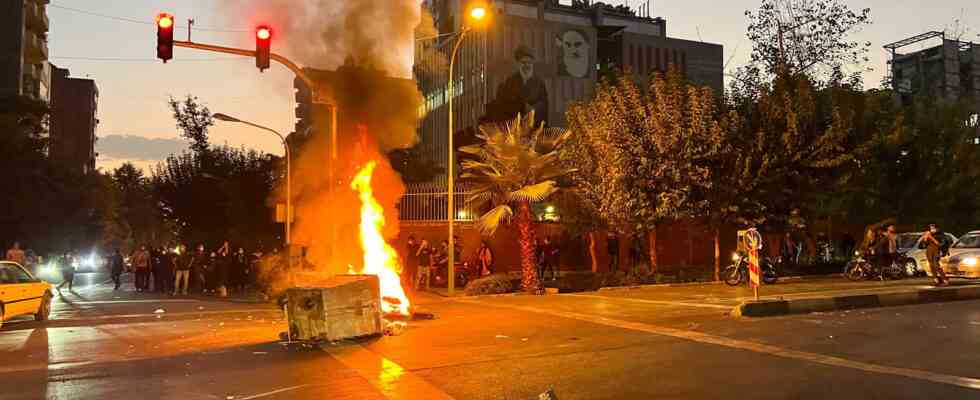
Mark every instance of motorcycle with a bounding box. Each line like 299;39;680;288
844;252;904;281
724;251;778;286
431;261;472;288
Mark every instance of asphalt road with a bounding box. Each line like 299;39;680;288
2;272;979;399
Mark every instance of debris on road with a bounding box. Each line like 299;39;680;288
252;352;268;355
495;334;509;339
154;309;166;314
384;321;407;336
539;389;559;399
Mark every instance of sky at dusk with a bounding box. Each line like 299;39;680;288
46;1;978;173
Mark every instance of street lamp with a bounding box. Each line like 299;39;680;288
212;113;292;247
447;3;488;296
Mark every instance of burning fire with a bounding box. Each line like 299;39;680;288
351;160;411;316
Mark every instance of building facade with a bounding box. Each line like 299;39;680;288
414;0;724;184
0;0;50;102
49;66;99;175
886;31;980;105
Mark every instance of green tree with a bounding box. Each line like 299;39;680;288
460;112;574;291
112;163;169;250
168;95;214;156
567;71;729;273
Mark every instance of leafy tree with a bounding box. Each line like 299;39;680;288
566;70;728;273
460;112;573;291
112;163;169;250
168;95;214;156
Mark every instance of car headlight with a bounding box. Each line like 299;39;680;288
732;253;740;262
963;257;977;266
854;250;860;256
41;264;55;274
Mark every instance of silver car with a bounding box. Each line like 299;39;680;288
898;231;960;275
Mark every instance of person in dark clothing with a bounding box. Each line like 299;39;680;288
110;249;125;290
56;252;75;294
149;247;161;292
190;245;208;294
231;247;250;294
477;241;494;276
416;239;433;290
131;245;151;292
607;233;620;273
534;238;545;280
871;228;891;280
488;45;549;128
216;241;231;297
539;237;559;281
921;224;949;286
405;236;419;289
840;232;857;259
629;234;643;275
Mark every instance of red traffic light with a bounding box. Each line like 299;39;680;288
256;27;271;40
156;13;175;62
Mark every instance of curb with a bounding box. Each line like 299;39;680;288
731;285;980;318
597;273;843;292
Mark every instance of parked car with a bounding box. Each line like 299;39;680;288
939;251;980;279
0;261;53;329
897;231;960;275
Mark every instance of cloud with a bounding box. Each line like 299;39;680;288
96;134;188;161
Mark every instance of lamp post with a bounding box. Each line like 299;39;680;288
447;3;488;296
213;113;292;247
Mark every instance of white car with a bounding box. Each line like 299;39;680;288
0;261;53;329
898;231;960;275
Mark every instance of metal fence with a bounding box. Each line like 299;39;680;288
398;182;479;224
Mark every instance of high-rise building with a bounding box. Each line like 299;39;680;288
49;65;99;175
414;0;724;182
0;0;50;102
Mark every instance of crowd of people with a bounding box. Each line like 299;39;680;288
111;242;259;297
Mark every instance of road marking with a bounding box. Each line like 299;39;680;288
468;300;980;391
324;343;455;400
62;299;201;305
47;309;279;322
238;384;319;400
569;294;732;309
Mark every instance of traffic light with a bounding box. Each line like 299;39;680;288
156;13;174;62
255;26;272;71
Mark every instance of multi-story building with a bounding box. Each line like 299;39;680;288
49;65;99;175
414;0;724;183
0;0;50;102
885;31;980;105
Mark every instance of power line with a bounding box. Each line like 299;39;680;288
49;3;250;33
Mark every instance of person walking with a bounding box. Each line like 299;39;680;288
477;241;494;276
131;245;151;292
405;236;419;289
416;239;433;290
110;248;125;290
56;251;76;294
5;241;26;265
232;247;250;295
921;224;949;287
540;237;559;281
607;233;620;274
173;246;194;296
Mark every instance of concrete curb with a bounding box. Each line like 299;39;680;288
597;273;842;292
732;285;980;318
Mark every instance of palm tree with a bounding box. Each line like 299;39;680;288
459;112;574;291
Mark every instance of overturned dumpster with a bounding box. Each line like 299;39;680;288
284;275;383;342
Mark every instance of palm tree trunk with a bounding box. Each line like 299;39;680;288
588;231;598;273
714;227;721;281
647;229;658;274
517;201;539;291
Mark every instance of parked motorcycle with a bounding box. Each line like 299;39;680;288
844;253;904;281
724;251;778;286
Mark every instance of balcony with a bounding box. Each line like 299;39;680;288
24;31;48;63
25;1;50;33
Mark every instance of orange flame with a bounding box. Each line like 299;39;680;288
351;160;411;316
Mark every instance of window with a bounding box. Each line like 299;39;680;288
0;263;34;283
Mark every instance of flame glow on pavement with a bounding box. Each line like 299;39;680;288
351;160;410;316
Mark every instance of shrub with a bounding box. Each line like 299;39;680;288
464;274;515;296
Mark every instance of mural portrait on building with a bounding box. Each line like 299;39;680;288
488;45;549;128
556;29;591;78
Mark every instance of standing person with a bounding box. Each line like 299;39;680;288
131;245;151;292
416;239;433;290
607;233;620;274
110;248;125;290
56;251;75;294
840;232;856;259
539;237;558;281
477;241;494;276
921;224;949;287
547;236;561;281
148;247;161;292
872;227;890;280
189;245;208;294
405;236;419;289
436;240;450;276
173;246;194;296
629;234;643;275
5;241;26;265
216;241;231;297
781;233;797;265
232;247;250;295
534;238;546;281
156;247;175;294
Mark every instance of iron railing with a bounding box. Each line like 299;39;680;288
398;183;478;224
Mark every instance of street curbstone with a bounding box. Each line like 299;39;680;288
733;284;980;318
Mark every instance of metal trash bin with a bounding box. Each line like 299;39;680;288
284;275;383;342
